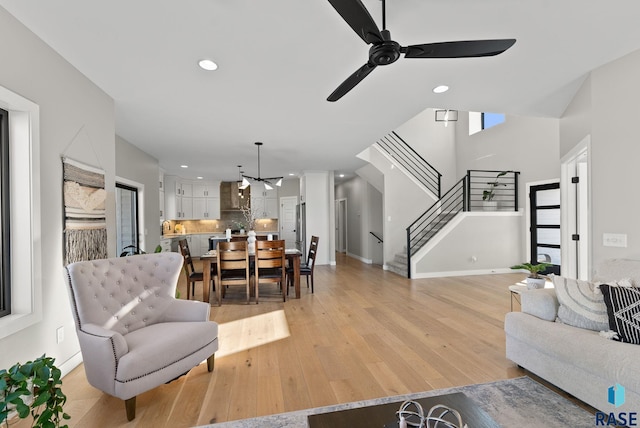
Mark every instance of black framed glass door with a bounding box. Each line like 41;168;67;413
530;182;560;275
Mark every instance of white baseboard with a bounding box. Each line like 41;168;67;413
411;268;514;279
59;351;83;378
347;253;372;264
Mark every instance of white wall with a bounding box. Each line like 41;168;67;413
0;6;115;370
395;108;458;190
300;171;334;265
115;135;161;253
455;113;561;210
335;176;383;263
414;212;524;276
561;48;640;268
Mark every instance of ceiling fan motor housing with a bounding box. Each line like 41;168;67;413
369;40;401;65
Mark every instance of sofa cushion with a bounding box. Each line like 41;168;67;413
552;275;608;332
521;288;558;321
600;285;640;344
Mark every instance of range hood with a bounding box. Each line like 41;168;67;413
220;182;249;211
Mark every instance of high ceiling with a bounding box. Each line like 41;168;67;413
2;0;640;182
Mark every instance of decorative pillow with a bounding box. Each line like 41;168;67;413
600;285;640;344
552;275;609;331
593;278;635;294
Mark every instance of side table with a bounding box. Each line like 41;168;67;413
508;284;528;311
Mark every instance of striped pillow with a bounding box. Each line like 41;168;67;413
600;285;640;344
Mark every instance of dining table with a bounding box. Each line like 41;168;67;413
200;248;302;305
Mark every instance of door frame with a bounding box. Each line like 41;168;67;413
335;198;347;253
115;176;145;254
561;135;591;280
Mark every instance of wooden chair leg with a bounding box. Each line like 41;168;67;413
125;396;136;421
207;354;215;372
311;275;314;293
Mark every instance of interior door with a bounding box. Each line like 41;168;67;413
335;199;347;253
279;196;297;248
529;182;561;275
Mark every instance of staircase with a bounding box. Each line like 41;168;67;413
372;132;520;278
388;212;459;276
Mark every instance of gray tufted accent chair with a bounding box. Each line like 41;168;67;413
64;252;218;421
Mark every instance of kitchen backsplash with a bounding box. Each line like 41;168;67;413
163;218;278;235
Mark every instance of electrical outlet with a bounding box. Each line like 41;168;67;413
56;326;64;344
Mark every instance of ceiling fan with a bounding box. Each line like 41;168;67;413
326;0;516;102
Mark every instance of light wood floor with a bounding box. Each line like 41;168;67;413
15;255;543;427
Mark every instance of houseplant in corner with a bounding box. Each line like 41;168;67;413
482;171;508;211
510;262;552;289
0;354;70;428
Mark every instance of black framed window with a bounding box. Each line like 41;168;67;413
0;107;11;318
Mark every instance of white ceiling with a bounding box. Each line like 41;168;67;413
2;0;640;182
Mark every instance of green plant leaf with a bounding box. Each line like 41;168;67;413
16;402;30;418
33;390;51;407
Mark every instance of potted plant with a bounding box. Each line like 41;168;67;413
0;355;70;428
482;171;508;210
510;262;552;289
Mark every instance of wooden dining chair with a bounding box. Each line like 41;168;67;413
216;240;251;305
288;235;319;294
255;240;286;303
178;239;214;300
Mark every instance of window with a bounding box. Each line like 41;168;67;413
469;112;506;135
0;85;42;339
0;107;10;318
116;183;139;255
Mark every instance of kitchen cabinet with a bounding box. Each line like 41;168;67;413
175;181;192;197
164;176;193;219
159;189;165;220
159;170;166;220
251;187;278;218
193;181;220;198
192;197;220;219
160;238;173;252
165;176;221;220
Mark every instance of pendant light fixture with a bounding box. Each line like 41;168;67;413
236;165;245;199
240;142;283;190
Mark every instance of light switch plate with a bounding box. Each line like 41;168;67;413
603;233;627;247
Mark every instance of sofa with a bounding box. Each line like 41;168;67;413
505;259;640;412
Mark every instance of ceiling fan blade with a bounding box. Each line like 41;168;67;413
404;39;516;58
327;62;377;102
327;0;383;44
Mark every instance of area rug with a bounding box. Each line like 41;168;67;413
202;376;594;427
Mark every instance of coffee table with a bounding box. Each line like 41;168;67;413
307;392;498;428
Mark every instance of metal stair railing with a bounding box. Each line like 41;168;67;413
376;131;442;198
406;177;467;278
403;170;519;278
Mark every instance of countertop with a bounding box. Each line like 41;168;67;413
161;231;278;238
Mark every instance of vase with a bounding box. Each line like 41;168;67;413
526;277;546;290
247;230;256;253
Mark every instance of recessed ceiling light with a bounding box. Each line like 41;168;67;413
180;165;188;168
339;174;345;178
198;59;218;71
433;85;449;94
289;173;296;176
197;176;203;180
